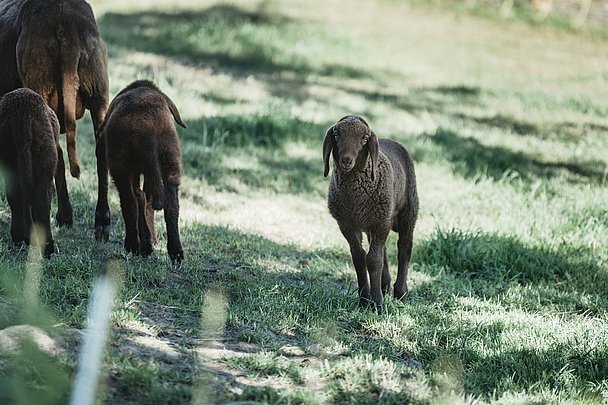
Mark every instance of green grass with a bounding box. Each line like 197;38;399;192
1;0;608;403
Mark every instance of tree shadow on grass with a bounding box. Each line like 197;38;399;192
407;228;608;400
98;5;374;103
406;308;608;401
453;112;608;142
333;83;485;118
414;228;608;314
95;222;361;403
179;114;328;195
424;127;607;184
335;82;608;147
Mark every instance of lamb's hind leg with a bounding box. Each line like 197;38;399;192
163;179;183;263
94;130;110;241
54;144;73;227
134;178;152;256
143;181;156;244
115;173;140;255
32;180;54;257
6;181;28;245
341;228;370;307
395;227;414;301
381;248;391;296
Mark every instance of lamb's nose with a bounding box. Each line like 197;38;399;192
341;157;353;166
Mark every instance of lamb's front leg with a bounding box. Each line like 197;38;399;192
340;228;370;306
366;230;389;309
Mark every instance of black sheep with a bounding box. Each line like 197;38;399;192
324;115;419;308
0;88;60;257
0;0;111;240
101;80;186;262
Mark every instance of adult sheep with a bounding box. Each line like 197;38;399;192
0;0;111;240
323;115;419;310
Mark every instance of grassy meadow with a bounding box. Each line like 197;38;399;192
1;0;608;403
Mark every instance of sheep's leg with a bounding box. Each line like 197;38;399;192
6;181;28;245
93;130;111;241
32;181;54;257
143;181;157;244
163;180;184;263
395;229;414;301
143;149;164;210
134;178;153;256
54;143;74;227
115;173;140;255
381;248;391;296
341;229;370;306
24;205;33;243
366;231;389;309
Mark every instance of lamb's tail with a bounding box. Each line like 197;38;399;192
164;94;187;129
58;23;81;179
144;153;165;211
17;122;35;206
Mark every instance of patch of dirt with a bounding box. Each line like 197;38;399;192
0;324;63;357
110;302;312;401
51;299;319;402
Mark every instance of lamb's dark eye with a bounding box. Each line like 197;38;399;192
362;137;368;145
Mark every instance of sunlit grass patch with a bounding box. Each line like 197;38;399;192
1;0;608;403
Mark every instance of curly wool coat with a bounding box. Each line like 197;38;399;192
0;0;111;240
0;88;60;257
101;80;186;263
324;115;418;308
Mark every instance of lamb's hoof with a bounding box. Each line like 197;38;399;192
358;296;373;309
359;295;383;314
94;209;110;241
169;249;184;264
70;163;81;179
140;240;153;256
43;241;55;258
394;287;409;302
152;196;164;211
56;211;73;227
11;238;28;247
124;238;140;255
95;225;110;241
381;284;391;296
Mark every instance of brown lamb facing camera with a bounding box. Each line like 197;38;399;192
0;88;60;258
101;80;186;263
323;115;419;309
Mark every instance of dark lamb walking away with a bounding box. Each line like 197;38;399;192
102;80;187;263
0;0;111;240
323;115;419;310
0;88;60;257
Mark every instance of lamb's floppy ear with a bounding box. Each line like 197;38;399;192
323;126;335;177
368;129;379;181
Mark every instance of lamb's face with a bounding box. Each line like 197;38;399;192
333;119;371;173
